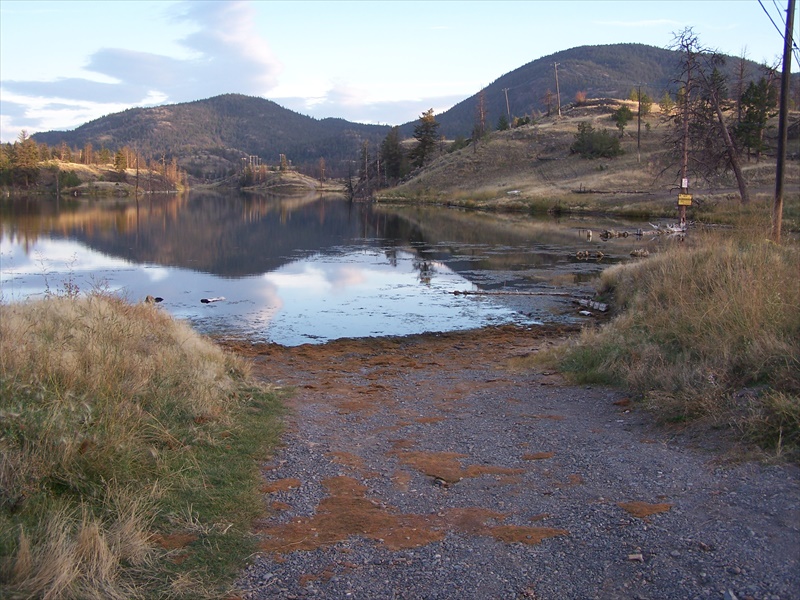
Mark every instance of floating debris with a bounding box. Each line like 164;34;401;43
599;229;629;240
648;222;688;234
574;250;605;261
577;298;608;312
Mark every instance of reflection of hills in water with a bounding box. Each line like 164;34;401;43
2;193;651;284
377;205;647;270
3;193;425;277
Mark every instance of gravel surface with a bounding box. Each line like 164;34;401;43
229;325;800;600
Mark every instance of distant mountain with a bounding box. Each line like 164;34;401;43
31;44;790;178
425;43;787;138
32;94;391;179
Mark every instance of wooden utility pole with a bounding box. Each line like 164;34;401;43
502;88;511;121
637;84;642;163
680;67;691;229
554;63;562;117
773;0;795;242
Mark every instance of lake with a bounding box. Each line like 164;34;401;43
0;191;658;345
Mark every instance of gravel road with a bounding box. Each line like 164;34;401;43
229;325;800;600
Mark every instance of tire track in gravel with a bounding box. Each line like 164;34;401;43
226;325;800;600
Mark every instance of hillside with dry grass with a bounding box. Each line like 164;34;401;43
383;99;799;221
33;160;182;196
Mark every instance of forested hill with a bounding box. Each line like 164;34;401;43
30;43;789;178
425;43;784;138
32;94;391;179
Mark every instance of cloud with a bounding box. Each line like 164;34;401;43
0;0;469;141
0;0;282;141
277;89;465;126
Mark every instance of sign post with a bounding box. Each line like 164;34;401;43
678;177;689;228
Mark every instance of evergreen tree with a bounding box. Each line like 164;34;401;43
12;130;40;187
659;91;675;115
630;88;653;117
380;126;406;181
612;105;633;136
497;114;510;131
114;149;128;172
0;143;12;186
409;109;439;169
735;75;778;161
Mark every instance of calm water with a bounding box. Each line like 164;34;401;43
0;191;653;345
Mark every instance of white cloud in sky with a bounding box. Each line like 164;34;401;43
0;0;283;140
0;0;786;142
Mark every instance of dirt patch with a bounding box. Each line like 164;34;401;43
151;533;197;550
260;478;301;494
258;474;566;556
617;501;673;519
229;324;800;599
522;452;555;460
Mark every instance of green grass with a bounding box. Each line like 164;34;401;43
558;224;800;460
0;293;285;598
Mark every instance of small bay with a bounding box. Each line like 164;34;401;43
1;191;652;345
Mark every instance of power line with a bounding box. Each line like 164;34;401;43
760;0;787;38
758;0;800;63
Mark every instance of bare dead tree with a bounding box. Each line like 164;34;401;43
699;65;751;203
664;28;750;204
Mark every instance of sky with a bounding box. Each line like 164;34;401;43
1;0;796;143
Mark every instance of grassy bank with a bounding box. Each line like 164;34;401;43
558;223;800;460
0;294;284;598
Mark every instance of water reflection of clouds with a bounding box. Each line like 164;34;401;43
1;238;531;346
143;266;171;283
327;265;366;290
1;239;131;276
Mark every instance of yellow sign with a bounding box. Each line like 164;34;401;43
678;194;693;206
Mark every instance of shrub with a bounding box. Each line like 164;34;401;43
448;136;470;152
570;122;623;158
58;169;81;189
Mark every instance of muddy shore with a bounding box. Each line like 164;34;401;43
223;325;800;600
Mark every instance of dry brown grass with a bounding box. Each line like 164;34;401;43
0;293;283;598
558;227;800;459
381;104;799;221
7;492;157;600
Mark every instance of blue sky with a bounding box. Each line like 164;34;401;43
0;0;795;143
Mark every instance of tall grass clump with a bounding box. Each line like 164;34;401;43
560;231;800;459
0;293;284;598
